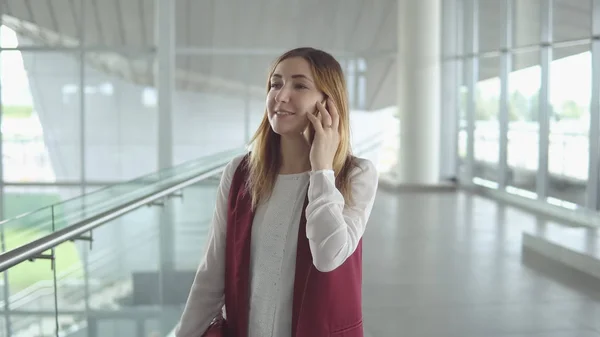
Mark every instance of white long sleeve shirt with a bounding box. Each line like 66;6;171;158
175;154;378;337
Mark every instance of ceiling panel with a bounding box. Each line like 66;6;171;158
370;0;397;53
119;0;147;46
52;0;79;40
94;0;123;46
2;0;596;110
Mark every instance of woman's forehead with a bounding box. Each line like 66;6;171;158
272;57;313;78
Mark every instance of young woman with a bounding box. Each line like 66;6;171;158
176;47;378;337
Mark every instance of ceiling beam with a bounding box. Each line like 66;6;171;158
46;1;61;42
175;46;357;56
91;0;106;45
345;0;366;50
139;0;148;46
369;0;396;51
68;0;78;42
182;0;192;89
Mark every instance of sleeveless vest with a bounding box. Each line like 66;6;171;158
224;155;364;337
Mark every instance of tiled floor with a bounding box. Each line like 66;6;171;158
362;189;600;337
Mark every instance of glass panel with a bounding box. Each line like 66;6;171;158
1;50;81;183
1;186;81;278
479;0;506;52
547;45;591;207
3;185;81;220
173;182;219;271
54;238;86;336
507;50;541;195
458;59;468;177
173;55;257;165
0;313;7;337
0;156;232;336
553;0;592;43
7;255;57;337
84;52;157;182
514;0;541;47
55;148;243;231
0;148;243;243
145;319;162;337
54;198;161;336
52;180;223;336
1;0;81;48
474;56;501;182
0;208;54;294
170;180;222;332
373;105;399;178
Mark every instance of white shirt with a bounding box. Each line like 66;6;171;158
248;171;308;337
175;154;378;337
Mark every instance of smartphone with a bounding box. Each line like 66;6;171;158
308;97;328;143
313;97;327;115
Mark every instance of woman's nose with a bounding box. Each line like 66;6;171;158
275;86;291;102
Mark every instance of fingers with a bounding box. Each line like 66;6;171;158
327;98;340;130
316;100;333;128
306;110;324;133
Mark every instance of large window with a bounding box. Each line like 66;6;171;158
451;0;600;214
0;0;158;220
458;51;469;177
84;52;158;181
548;46;591;207
474;56;501;182
507;50;541;196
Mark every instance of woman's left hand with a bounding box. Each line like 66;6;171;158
307;98;340;171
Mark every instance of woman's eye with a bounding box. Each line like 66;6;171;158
270;82;282;89
295;84;308;89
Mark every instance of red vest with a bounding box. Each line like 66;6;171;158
224;156;364;337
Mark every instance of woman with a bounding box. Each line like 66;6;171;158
176;47;378;337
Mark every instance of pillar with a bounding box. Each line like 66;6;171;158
397;0;442;184
155;3;175;334
156;0;174;170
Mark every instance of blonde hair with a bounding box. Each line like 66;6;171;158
247;47;357;209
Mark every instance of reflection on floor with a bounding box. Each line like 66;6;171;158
362;189;600;337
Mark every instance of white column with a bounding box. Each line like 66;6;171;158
588;0;600;210
156;0;174;170
397;0;441;184
440;0;460;180
537;0;552;200
498;0;514;190
155;2;175;330
0;10;10;337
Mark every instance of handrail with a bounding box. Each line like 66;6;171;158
0;134;385;274
0;156;236;273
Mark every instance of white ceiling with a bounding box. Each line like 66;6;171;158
1;0;595;110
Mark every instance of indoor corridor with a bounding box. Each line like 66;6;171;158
362;188;600;336
1;0;600;336
0;155;599;337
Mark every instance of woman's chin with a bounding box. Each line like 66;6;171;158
270;124;304;137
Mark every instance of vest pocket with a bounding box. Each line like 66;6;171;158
330;319;363;336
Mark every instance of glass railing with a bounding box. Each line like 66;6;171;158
0;134;386;337
0;147;245;337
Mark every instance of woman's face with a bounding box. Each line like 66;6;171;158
266;57;325;136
